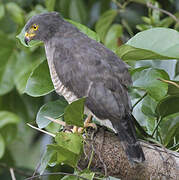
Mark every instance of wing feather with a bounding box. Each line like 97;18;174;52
52;32;132;119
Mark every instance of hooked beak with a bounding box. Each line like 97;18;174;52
24;32;35;45
24;33;30;45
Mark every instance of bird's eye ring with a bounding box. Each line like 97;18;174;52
33;24;38;31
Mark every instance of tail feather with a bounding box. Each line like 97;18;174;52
111;114;145;164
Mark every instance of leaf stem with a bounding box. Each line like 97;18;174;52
27;123;55;137
146;2;179;24
151;116;162;137
132;92;147;110
44;116;66;126
158;78;179;88
10;168;16;180
87;149;94;169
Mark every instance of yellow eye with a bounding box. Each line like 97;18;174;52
33;24;38;31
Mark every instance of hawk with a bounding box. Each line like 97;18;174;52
24;12;145;163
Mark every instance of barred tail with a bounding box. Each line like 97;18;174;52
111;114;145;163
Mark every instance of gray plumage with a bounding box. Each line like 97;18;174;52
24;12;145;163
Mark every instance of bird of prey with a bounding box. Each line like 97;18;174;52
24;12;145;163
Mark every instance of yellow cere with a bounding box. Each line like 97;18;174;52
25;32;36;38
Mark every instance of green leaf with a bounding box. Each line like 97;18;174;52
156;95;179;118
132;68;169;101
120;28;179;60
0;124;18;144
64;98;85;127
142;16;152;24
56;147;79;167
0;134;5;159
67;19;100;42
61;176;78;180
16;26;43;47
136;24;152;32
45;0;56;11
167;81;179;95
5;2;24;25
0;32;16;95
55;132;83;155
0;91;29;121
104;24;123;53
36;98;68;128
117;44;174;61
39;145;56;175
0;3;5;20
69;0;87;24
0;111;20;129
25;60;54;97
49;132;83;167
78;170;95;180
62;170;95;180
46;122;62;134
160;114;179;146
95;9;118;43
15;51;43;94
175;60;179;77
141;95;157;118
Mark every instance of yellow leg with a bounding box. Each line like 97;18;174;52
78;115;97;133
84;115;97;129
72;126;79;133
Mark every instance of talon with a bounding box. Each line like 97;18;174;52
68;115;97;134
72;126;79;133
84;122;97;130
78;127;84;133
84;115;97;130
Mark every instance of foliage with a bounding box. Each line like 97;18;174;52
0;0;179;179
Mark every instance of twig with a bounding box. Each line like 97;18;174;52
112;0;123;9
158;78;179;88
32;160;41;177
147;2;179;24
152;116;162;137
87;148;94;169
0;163;31;177
9;168;16;180
44;116;66;126
132;92;147;110
112;0;131;9
24;172;89;180
27;123;55;137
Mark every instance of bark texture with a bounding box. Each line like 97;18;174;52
79;127;179;180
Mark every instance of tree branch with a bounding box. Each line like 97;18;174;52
79;127;179;180
146;2;179;24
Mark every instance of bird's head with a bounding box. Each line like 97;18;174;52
24;12;62;45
